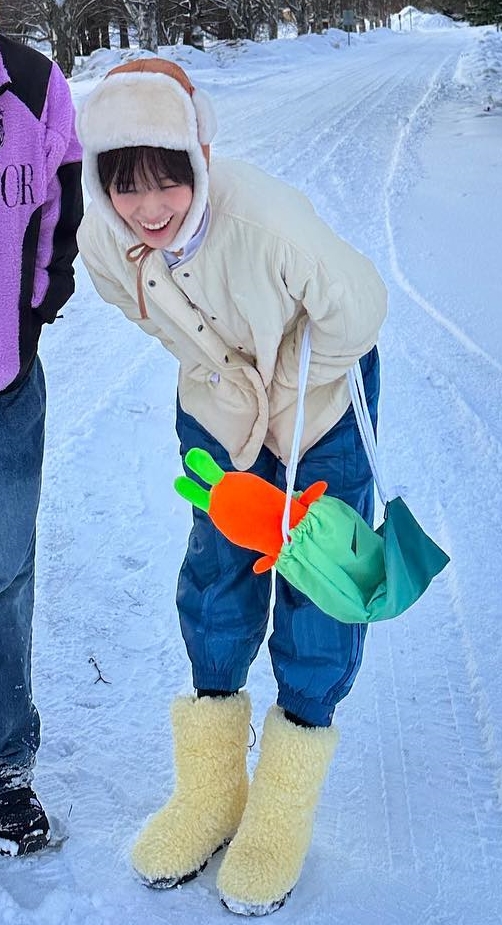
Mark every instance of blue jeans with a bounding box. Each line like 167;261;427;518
0;358;45;785
176;348;379;726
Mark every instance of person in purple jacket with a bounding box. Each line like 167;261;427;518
0;34;82;856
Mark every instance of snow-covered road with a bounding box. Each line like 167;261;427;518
1;21;501;925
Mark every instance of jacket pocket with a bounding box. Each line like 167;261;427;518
179;363;268;469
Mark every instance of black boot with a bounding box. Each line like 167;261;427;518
0;786;50;857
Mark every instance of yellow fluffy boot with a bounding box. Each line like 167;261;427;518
216;705;339;915
131;692;250;887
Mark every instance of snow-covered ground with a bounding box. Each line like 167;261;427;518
1;14;502;925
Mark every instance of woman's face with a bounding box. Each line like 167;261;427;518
109;173;193;249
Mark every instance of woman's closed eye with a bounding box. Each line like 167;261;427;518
113;186;137;196
117;183;179;195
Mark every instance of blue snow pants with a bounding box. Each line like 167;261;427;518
0;358;45;785
176;347;379;727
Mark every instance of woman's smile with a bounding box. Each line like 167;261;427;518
110;177;193;249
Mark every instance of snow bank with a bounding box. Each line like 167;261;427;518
391;5;463;31
454;27;502;108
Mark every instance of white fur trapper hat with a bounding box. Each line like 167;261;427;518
77;58;217;252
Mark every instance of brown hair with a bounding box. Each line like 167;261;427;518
97;146;194;195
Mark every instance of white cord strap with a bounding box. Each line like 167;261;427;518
281;323;387;544
347;362;388;505
281;322;312;543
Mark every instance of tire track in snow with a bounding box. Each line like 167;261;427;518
261;42;444;192
253;67;403;183
376;309;502;887
216;40;447;199
215;55;400;175
383;56;502;377
396;338;502;822
435;504;502;854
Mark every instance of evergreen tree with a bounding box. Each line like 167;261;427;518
466;0;502;24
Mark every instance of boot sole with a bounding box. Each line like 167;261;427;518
0;830;51;858
139;840;229;890
220;890;291;916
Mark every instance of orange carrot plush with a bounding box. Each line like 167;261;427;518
174;448;327;574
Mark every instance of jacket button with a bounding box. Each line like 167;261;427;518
147;279;156;287
183;272;190;278
197;324;203;332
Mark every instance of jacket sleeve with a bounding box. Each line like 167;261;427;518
77;209;161;336
281;207;387;384
32;61;83;323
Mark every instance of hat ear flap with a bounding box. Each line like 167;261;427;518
192;87;217;145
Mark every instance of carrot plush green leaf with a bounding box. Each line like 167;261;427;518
174;476;211;512
185;448;225;486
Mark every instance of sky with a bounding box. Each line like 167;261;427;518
1;10;502;925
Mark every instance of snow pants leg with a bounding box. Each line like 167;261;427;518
175;346;379;726
0;358;46;786
175;399;273;694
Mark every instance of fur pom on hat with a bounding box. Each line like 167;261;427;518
77;59;217;252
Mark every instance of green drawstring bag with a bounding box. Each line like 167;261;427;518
274;327;449;623
276;492;449;624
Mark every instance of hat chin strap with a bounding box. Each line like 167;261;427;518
126;243;152;319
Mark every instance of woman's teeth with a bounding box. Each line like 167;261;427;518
140;218;171;231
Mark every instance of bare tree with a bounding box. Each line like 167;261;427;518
122;0;159;49
0;0;119;74
0;0;410;65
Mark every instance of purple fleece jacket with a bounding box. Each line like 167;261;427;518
0;35;83;393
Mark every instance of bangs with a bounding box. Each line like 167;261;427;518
97;146;194;194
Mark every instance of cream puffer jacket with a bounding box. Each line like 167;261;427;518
77;158;387;470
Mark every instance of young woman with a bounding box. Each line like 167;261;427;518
77;58;387;916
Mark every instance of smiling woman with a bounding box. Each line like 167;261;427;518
75;55;387;918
